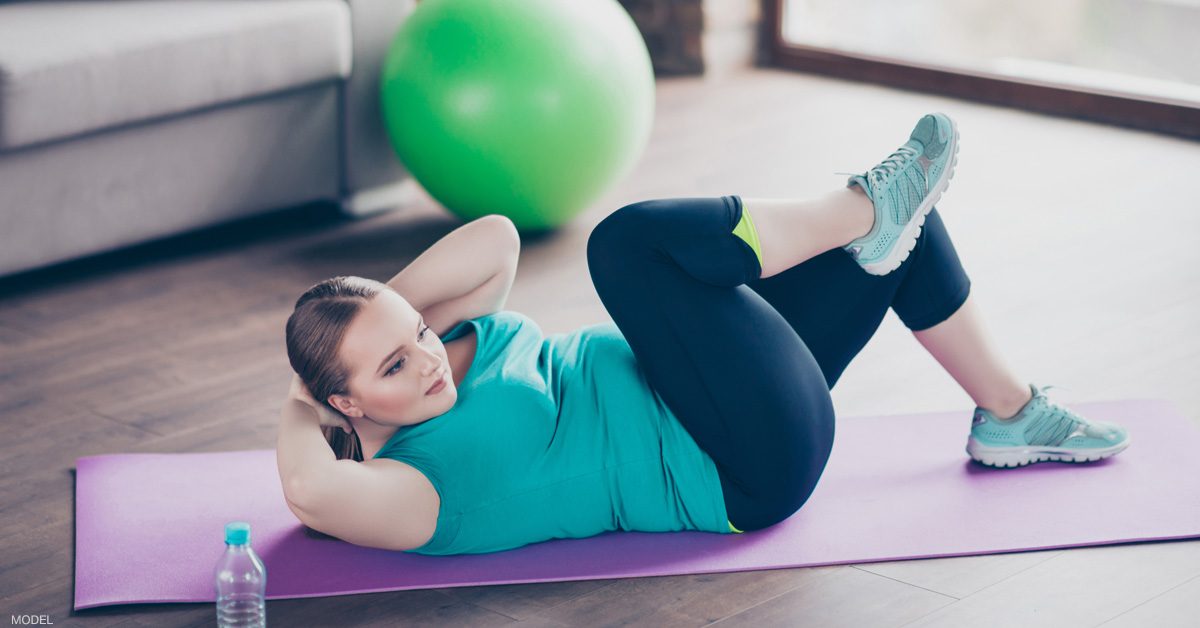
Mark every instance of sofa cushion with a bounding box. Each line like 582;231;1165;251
0;0;352;151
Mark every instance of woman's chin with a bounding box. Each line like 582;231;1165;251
431;384;458;406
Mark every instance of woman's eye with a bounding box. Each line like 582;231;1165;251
385;326;431;376
386;358;405;376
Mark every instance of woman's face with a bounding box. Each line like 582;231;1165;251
330;290;458;428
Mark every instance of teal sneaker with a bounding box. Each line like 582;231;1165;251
966;383;1132;468
835;112;960;276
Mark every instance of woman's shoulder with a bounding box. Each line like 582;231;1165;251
472;309;542;342
485;309;534;326
358;457;441;550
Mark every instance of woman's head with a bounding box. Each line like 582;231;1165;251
285;276;458;461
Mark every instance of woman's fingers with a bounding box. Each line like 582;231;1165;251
290;374;354;435
315;405;353;435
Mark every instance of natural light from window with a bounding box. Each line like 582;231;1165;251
782;0;1200;106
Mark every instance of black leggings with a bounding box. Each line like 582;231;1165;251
586;195;972;532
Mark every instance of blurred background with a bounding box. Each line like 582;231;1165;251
1;1;1197;626
781;0;1200;105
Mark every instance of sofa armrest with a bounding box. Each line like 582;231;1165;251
340;0;418;211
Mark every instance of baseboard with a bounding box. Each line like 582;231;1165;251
339;178;424;217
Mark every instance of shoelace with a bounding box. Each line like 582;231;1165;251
1028;383;1087;446
834;144;921;192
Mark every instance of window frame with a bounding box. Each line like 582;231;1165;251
760;0;1200;140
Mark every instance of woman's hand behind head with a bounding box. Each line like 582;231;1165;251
288;374;354;435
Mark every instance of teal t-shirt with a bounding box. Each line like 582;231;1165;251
372;310;732;555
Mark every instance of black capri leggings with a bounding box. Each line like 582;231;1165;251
586;195;972;532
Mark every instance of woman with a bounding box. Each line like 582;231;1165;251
276;112;1131;556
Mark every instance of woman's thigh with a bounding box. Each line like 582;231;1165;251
587;196;836;531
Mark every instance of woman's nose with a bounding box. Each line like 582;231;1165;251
421;353;442;375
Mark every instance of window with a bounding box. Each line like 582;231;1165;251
765;0;1200;138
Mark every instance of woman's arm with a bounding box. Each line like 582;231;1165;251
278;216;521;501
276;376;438;549
385;215;520;333
277;376;344;508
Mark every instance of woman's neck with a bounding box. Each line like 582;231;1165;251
354;423;398;460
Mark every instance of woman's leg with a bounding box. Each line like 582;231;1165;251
745;200;973;389
587;195;832;532
740;187;876;278
911;296;1032;419
586;192;914;531
587;191;974;530
745;193;1033;421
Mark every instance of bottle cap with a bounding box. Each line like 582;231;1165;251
224;521;250;545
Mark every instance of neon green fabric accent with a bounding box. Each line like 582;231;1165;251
728;519;744;534
731;204;763;270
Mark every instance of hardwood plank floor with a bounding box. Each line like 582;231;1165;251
1;66;1196;627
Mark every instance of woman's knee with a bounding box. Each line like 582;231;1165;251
892;206;971;330
586;202;659;281
914;207;966;266
591;202;660;243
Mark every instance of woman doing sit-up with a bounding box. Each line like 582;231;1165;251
276;112;1130;556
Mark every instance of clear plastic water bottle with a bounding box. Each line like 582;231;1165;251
214;521;267;627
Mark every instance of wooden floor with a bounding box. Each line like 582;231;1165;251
2;67;1198;627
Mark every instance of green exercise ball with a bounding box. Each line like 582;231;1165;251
379;0;655;232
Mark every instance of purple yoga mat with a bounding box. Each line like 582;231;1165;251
74;398;1200;610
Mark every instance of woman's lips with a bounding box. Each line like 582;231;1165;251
426;372;447;395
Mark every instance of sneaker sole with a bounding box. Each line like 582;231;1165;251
861;115;961;276
965;434;1133;468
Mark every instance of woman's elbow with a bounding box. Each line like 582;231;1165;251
283;476;314;515
480;214;521;260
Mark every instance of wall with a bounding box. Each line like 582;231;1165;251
618;0;764;77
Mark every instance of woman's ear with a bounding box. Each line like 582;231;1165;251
327;394;362;418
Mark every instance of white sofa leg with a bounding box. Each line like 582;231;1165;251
339;178;424;217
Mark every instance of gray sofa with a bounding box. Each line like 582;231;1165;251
0;0;421;277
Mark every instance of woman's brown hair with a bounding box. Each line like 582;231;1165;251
284;275;393;462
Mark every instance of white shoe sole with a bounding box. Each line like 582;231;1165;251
966;435;1132;468
862;115;961;276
